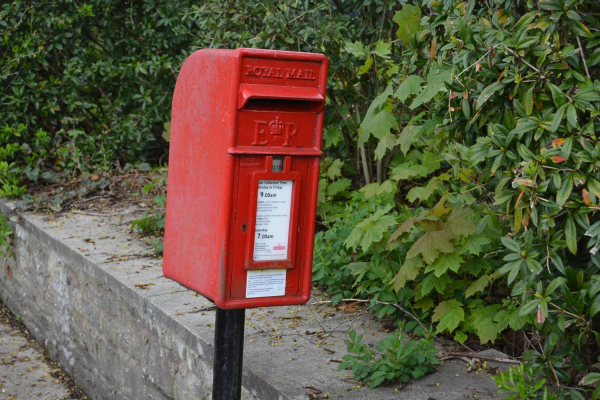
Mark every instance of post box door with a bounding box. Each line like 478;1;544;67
229;155;309;299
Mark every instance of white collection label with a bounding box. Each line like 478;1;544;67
253;180;293;261
246;269;286;298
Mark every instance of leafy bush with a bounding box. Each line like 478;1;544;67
312;0;600;392
339;328;438;388
493;363;559;400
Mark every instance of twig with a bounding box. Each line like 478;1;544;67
72;194;112;205
374;301;428;335
576;35;591;79
326;303;375;336
503;46;541;73
187;306;216;313
439;356;477;372
69;210;110;217
355;107;371;185
454;44;501;84
307;305;330;338
310;299;370;305
539;339;560;386
438;351;520;364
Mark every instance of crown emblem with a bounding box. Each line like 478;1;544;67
269;117;284;135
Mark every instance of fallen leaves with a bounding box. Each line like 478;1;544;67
134;283;154;290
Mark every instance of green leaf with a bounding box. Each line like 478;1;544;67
358;57;373;75
406;176;445;203
344;41;367;58
556;176;573;206
588;178;600;199
393;4;422;42
407;230;454;264
519;299;541;316
460;235;491;255
499;260;524;284
391;257;422;291
547;83;567;107
591;295;600;317
327;178;351;196
361;108;399;144
524;87;533;116
586;220;600;238
327;159;344;180
424;253;463;277
517;143;536;162
465;275;491;298
569;20;593;38
388;218;415;245
414;297;434;311
359;216;396;251
374;133;396;160
396;125;421;155
410;67;453;110
394;75;424;103
545;277;566;297
445;208;477;238
162;121;171;142
372;40;392;58
549;103;567;133
501;237;521;253
344;227;364;250
565;215;577;255
583;373;600;386
566;104;578;128
476;82;502;110
422;152;442;174
476;318;500;344
433;300;465;334
390;163;428;180
323;128;342;149
421;273;452;295
454;331;468;343
511;118;540;135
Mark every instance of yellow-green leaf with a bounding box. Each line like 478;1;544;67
407;230;454;264
433;299;465;334
388;218;415;246
445;208;477;238
424;253;463;277
465;275;491;298
391;257;422;291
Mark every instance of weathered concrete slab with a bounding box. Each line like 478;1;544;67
0;200;508;399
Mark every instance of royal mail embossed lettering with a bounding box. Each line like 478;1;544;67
251;116;299;147
245;65;316;81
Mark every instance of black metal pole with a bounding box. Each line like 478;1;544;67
212;307;245;400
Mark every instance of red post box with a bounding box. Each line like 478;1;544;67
163;48;328;309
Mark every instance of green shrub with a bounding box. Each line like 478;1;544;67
339;328;438;388
313;0;600;391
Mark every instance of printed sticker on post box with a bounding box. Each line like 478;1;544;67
246;269;286;298
253;180;293;261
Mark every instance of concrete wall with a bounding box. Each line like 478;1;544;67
0;204;264;400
